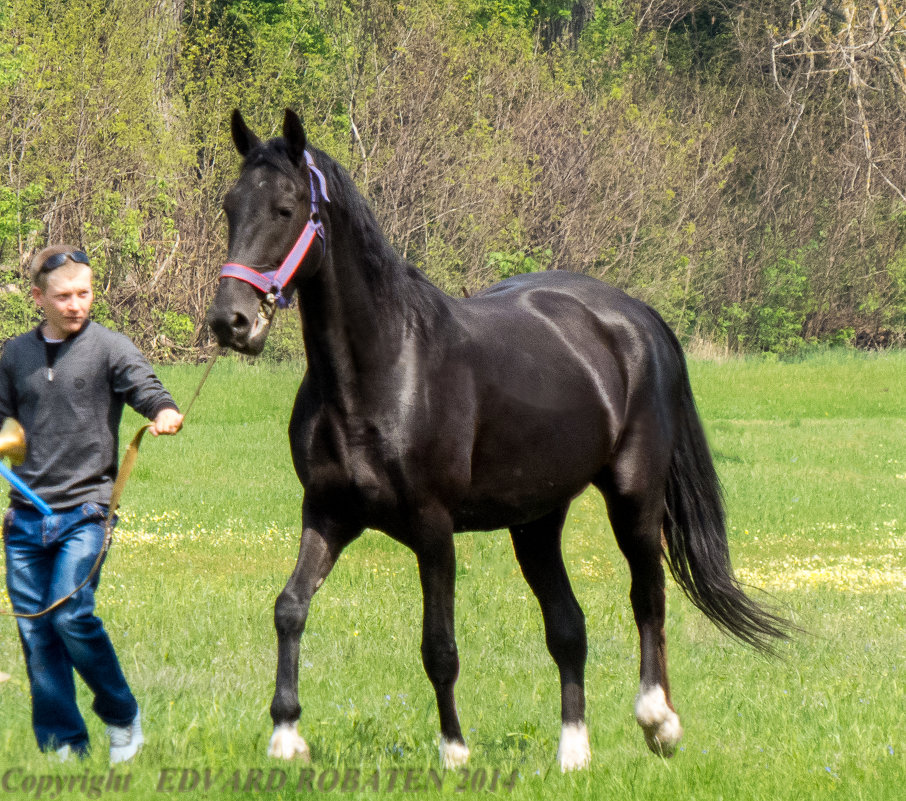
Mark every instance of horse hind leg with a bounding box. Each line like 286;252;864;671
598;471;682;757
510;506;591;772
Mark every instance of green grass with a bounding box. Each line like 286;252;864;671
1;350;905;798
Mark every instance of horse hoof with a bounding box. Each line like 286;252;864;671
268;723;312;761
557;722;591;772
439;738;470;769
635;685;683;757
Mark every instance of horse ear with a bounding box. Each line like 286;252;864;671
283;109;307;166
231;109;261;157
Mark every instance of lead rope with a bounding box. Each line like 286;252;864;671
4;349;222;620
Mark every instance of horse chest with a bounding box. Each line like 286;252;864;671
294;410;412;507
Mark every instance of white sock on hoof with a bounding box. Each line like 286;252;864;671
439;737;470;769
268;723;311;761
635;685;682;756
557;722;591;772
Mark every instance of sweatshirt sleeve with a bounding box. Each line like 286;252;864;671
108;331;179;419
0;340;17;426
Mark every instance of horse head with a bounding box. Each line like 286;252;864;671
207;108;327;355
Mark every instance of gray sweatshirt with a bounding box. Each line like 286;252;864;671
0;322;178;510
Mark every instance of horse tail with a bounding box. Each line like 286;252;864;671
659;330;789;654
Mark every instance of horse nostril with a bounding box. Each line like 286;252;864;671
209;310;250;345
230;311;250;337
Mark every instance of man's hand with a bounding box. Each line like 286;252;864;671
150;408;184;436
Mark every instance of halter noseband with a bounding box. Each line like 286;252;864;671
218;151;330;310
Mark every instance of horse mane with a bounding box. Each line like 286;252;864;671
305;145;447;334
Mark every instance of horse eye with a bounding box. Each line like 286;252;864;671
277;207;293;219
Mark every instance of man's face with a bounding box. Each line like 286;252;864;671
32;263;94;340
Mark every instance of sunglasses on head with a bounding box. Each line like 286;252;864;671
38;250;91;275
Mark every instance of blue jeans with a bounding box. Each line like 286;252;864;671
3;503;137;754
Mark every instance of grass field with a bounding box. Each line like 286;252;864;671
1;349;904;799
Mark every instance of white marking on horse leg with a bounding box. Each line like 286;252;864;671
268;722;311;761
557;722;591;772
635;684;682;756
439;737;470;769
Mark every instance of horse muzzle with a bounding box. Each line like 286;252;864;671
206;285;275;355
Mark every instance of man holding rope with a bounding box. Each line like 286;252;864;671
0;245;183;762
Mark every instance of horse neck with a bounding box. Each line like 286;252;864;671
297;210;438;400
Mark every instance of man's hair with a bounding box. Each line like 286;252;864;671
30;245;91;290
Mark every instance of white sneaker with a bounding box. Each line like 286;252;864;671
55;745;72;762
108;709;144;764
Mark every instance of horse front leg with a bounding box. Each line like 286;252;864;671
415;528;469;769
269;508;360;760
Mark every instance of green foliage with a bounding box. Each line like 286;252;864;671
757;257;812;351
153;309;195;348
88;296;118;330
486;247;553;280
85;191;156;287
715;255;814;354
578;0;657;89
0;277;38;340
258;308;308;363
0;2;27;93
662;6;737;76
0;0;903;358
885;240;906;329
0;182;43;262
465;0;537;29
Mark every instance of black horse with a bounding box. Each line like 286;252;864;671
207;109;786;771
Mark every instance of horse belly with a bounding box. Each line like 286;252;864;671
453;401;609;531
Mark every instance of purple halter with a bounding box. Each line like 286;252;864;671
219;151;330;308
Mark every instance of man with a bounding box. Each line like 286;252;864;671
0;245;183;762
